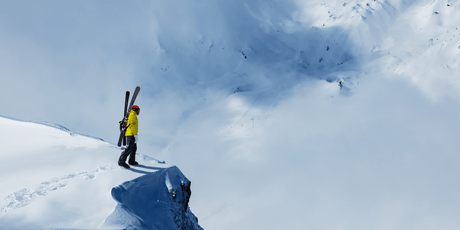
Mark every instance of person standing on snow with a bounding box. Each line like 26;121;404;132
118;105;140;169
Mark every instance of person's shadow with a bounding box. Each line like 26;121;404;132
128;164;167;174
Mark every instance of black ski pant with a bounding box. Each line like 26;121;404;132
119;135;137;165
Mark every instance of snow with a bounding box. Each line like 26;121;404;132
0;116;179;229
1;0;460;229
104;166;201;230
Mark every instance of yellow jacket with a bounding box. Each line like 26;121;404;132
125;110;138;136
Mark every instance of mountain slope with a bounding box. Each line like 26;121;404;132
0;116;200;230
1;0;460;229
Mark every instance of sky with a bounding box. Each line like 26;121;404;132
1;0;460;229
0;0;154;139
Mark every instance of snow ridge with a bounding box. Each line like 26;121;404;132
0;114;104;142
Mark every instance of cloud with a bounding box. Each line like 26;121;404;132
169;74;460;230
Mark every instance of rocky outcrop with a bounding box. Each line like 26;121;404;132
103;166;203;230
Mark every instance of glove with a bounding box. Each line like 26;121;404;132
134;135;138;143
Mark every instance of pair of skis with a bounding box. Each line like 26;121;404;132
117;86;140;147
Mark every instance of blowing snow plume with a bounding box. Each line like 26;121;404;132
103;166;203;230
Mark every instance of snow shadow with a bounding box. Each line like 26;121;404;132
127;165;165;175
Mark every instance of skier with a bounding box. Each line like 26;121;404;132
338;81;343;89
118;105;140;169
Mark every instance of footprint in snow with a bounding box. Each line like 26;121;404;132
0;164;119;214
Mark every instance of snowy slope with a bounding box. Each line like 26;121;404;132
0;116;200;230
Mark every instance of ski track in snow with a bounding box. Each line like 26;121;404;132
0;164;119;214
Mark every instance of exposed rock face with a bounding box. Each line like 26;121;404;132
103;166;203;230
